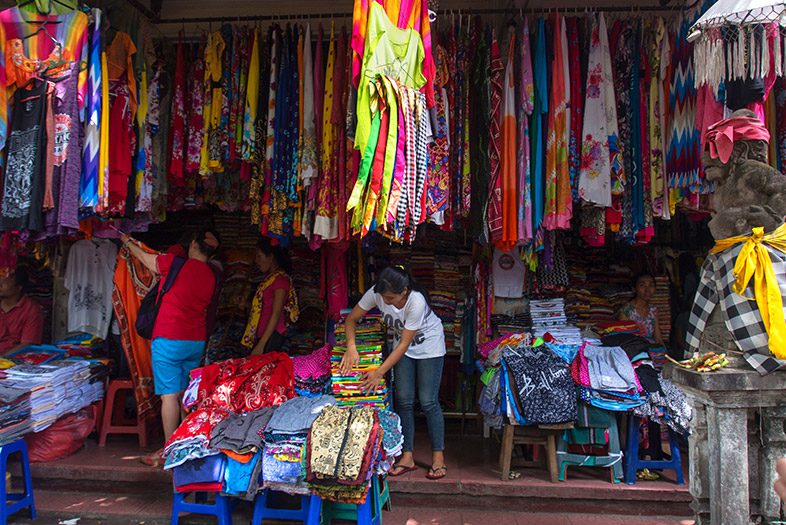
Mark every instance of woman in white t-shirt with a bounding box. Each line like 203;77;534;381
339;266;447;480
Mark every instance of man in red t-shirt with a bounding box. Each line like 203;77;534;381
123;228;221;466
0;266;43;355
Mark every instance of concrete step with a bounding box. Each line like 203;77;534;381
21;489;693;525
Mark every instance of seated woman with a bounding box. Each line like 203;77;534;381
620;273;665;347
242;239;299;355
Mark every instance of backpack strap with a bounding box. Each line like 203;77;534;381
156;256;186;306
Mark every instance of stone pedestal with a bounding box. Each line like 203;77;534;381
666;364;786;525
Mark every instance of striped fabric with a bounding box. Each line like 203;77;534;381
79;8;101;209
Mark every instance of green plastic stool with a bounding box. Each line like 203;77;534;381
320;476;389;524
556;405;623;483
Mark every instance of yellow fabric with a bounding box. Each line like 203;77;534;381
241;271;300;349
98;51;110;212
711;224;786;358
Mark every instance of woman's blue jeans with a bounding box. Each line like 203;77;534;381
393;355;445;453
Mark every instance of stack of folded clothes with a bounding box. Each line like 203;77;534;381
331;313;388;408
571;343;645;411
306;405;402;504
261;395;336;495
0;384;31;445
164;353;294;472
292;345;332;396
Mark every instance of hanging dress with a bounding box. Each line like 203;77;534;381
80;8;102;210
106;31;137;216
543;15;571;231
487;30;504;244
497;29;517;251
168;35;186;188
1;80;48;231
517;18;534;244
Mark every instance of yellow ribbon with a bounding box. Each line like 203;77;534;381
711;223;786;358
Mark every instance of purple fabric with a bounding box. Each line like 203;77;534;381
42;62;82;237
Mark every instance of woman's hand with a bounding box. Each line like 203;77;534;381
339;345;359;376
121;234;132;246
359;369;383;395
251;339;267;356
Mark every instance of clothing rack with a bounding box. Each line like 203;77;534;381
155;4;682;25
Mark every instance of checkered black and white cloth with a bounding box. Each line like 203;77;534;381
686;244;786;375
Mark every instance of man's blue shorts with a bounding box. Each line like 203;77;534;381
151;338;204;395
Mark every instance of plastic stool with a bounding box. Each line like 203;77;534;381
557;409;623;483
171;490;233;525
624;415;685;485
320;476;382;525
0;439;36;524
378;476;391;512
251;489;321;524
99;379;148;447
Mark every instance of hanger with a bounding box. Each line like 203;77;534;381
22;17;60;49
17;0;76;15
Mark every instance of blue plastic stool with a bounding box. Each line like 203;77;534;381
320;476;382;525
170;490;233;525
624;415;685;485
0;439;35;524
252;489;321;525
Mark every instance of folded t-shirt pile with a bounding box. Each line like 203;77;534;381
2;359;104;434
0;384;31;445
292;345;332;396
306;405;402;504
261;395;337;496
570;343;645;411
530;298;583;345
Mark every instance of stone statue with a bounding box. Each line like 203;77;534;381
703;109;786;240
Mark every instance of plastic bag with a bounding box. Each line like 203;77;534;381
25;406;96;462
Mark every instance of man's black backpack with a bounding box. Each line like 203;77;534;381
135;257;186;340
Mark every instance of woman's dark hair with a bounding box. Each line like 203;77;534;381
11;266;29;293
374;266;431;305
191;228;221;257
257;238;292;275
633;272;655;289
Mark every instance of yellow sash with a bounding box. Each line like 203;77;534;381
711;224;786;358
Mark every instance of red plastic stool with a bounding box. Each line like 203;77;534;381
98;379;148;447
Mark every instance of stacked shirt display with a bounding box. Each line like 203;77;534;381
2;359;103;434
0;384;31;445
529;298;583;345
570;343;645;411
331;313;388;408
261;395;337;496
